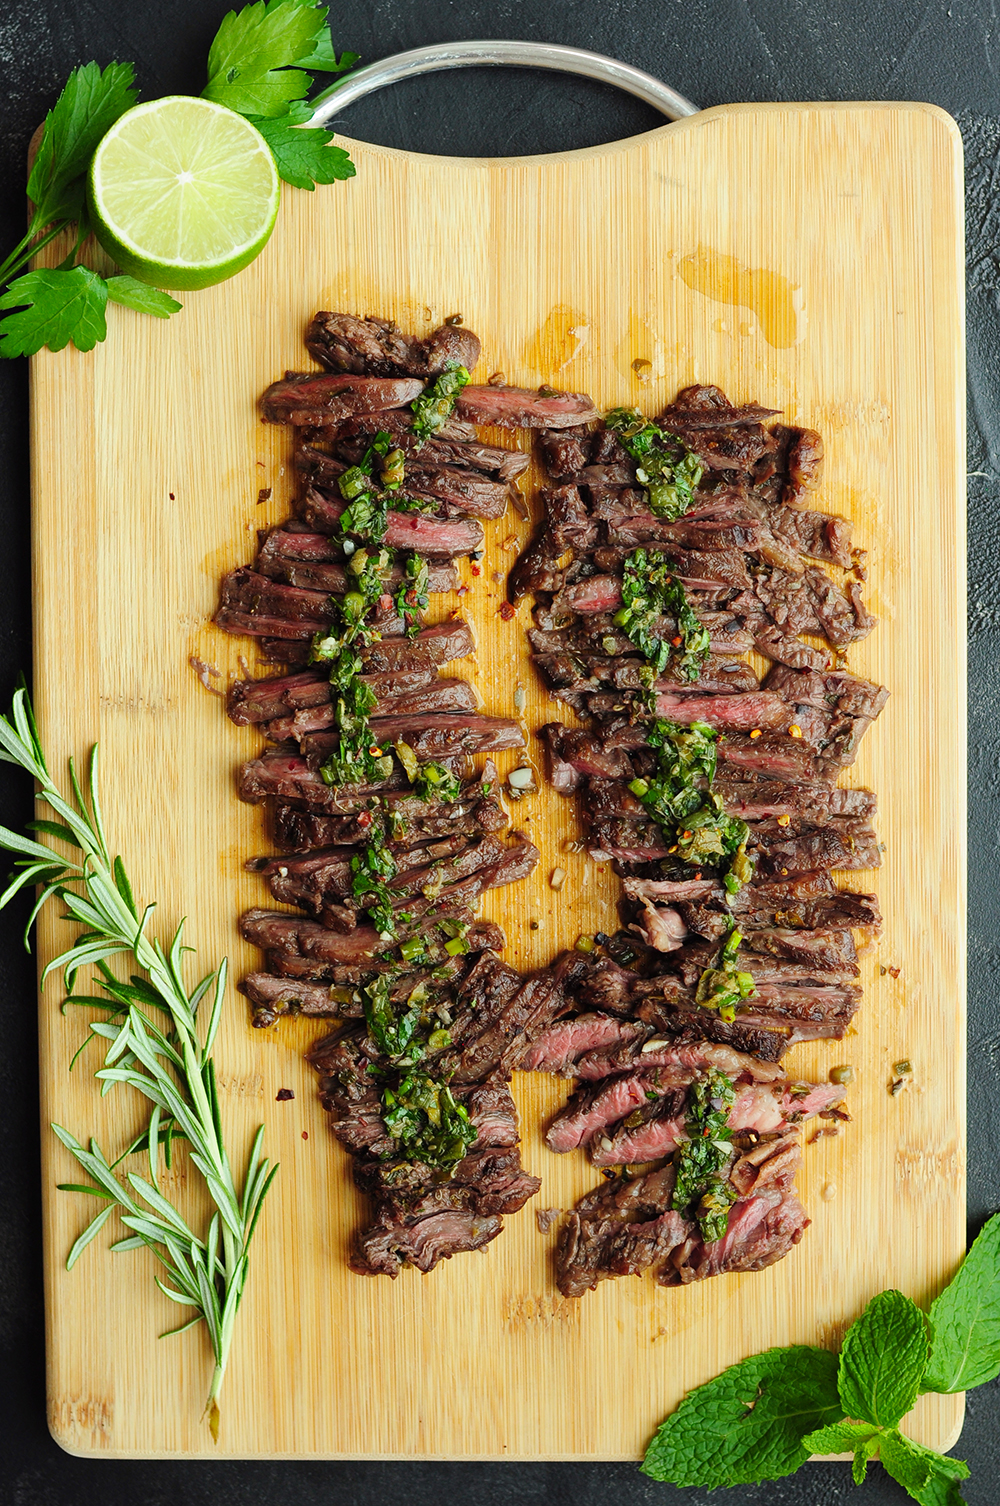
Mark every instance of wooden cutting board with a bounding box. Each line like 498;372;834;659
32;101;966;1460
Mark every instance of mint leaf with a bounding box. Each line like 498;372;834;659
912;1458;970;1506
802;1420;879;1453
853;1431;883;1485
886;1437;970;1505
923;1213;1000;1394
248;106;355;189
0;268;108;357
801;1420;882;1484
838;1290;929;1427
880;1430;935;1496
203;0;328;117
641;1345;842;1487
27;62;138;228
104;277;182;318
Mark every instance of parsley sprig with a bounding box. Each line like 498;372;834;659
0;688;276;1438
642;1213;1000;1500
1;2;357;358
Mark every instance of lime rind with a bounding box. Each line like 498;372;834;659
88;96;280;291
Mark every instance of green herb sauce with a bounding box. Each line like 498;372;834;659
694;926;757;1023
410;363;470;444
671;1068;738;1243
394;552;429;638
605;407;704;520
627;719;754;894
382;1070;477;1167
614;548;711;686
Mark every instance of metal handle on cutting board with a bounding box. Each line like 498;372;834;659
308;40;699;128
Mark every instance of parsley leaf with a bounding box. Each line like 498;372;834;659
248;103;355;189
923;1212;1000;1394
105;277;182;319
0;268;108;357
27;62;138;228
295;36;360;73
641;1345;841;1487
203;0;328;117
880;1429;936;1496
853;1430;884;1485
838;1289;929;1428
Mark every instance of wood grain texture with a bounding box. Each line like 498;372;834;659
31;101;965;1459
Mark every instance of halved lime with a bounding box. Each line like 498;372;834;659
88;96;280;292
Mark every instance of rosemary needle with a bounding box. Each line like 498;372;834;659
0;688;276;1439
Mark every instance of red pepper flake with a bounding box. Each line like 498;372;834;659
749;728;762;739
888;965;901;979
776;813;791;827
498;601;516;620
275;1087;294;1102
456;585;469;596
671;635;682;647
357;811;373;829
789;724;803;739
471;563;481;576
301;1131;309;1140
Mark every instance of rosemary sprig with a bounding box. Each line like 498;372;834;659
0;688;276;1439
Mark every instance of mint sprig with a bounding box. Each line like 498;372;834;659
838;1289;929;1428
643;1213;1000;1501
923;1212;1000;1393
640;1346;841;1487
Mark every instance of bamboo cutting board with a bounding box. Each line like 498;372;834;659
32;102;966;1459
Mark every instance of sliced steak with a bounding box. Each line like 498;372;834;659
299;712;523;769
294;486;486;556
457;384;599;429
305;312;482;377
350;1203;504;1277
260;373;425;424
516;1013;647;1074
331;415;529;479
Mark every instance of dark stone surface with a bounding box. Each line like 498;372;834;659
0;2;997;1502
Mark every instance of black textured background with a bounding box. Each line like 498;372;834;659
0;3;996;1502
